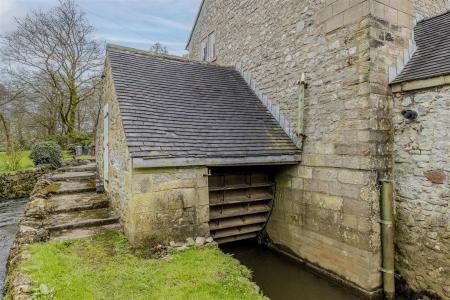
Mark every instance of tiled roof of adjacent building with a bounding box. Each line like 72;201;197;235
391;11;450;84
106;45;301;167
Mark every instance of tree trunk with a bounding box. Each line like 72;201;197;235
0;112;12;153
67;84;78;138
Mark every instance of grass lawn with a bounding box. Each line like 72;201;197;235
17;231;265;300
0;150;34;172
0;151;92;173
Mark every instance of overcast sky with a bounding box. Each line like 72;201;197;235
0;0;202;55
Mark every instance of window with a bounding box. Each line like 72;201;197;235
208;32;215;59
200;31;216;61
201;39;207;61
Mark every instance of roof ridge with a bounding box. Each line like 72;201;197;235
416;10;450;25
106;44;232;69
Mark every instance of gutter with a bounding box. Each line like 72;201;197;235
133;155;301;169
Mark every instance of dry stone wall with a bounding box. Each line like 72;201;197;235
0;167;49;200
393;85;450;299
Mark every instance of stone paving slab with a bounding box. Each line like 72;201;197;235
47;192;109;213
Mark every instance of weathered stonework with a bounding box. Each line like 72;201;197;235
392;85;450;299
96;60;132;233
0;167;50;200
187;0;449;294
129;167;210;245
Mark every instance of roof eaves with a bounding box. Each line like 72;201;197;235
133;155;302;169
185;0;206;50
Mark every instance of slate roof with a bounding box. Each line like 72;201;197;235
392;11;450;84
106;45;301;167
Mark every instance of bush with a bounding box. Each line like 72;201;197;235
73;131;93;146
47;132;93;150
30;141;63;168
48;134;69;149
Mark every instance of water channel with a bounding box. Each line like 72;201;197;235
0;198;27;298
222;239;365;300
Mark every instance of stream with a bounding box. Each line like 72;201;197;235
222;239;365;300
0;198;27;298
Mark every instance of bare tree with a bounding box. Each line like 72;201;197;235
0;83;24;170
149;42;168;54
0;84;22;151
1;0;103;138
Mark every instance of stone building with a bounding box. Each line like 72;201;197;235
389;12;450;299
97;45;301;246
96;0;450;299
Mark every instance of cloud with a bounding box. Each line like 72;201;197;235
142;14;191;31
0;0;26;34
94;33;185;47
0;0;199;55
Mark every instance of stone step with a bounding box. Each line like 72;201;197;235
47;192;109;213
60;163;97;173
51;171;96;182
47;207;119;232
53;181;96;195
49;223;122;241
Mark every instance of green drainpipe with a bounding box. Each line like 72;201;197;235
380;179;395;299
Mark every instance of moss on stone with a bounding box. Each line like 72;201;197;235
37;182;61;195
85;179;96;188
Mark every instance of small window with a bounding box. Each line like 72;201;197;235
200;31;216;61
201;39;207;61
207;32;215;60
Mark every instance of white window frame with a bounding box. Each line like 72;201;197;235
201;39;207;61
207;31;216;60
200;31;216;61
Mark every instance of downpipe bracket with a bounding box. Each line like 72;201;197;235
378;267;394;274
378;219;393;226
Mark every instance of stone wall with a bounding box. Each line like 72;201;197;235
0;167;49;200
186;0;448;294
97;60;133;234
128;167;210;246
392;85;450;299
187;0;404;293
412;0;450;19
